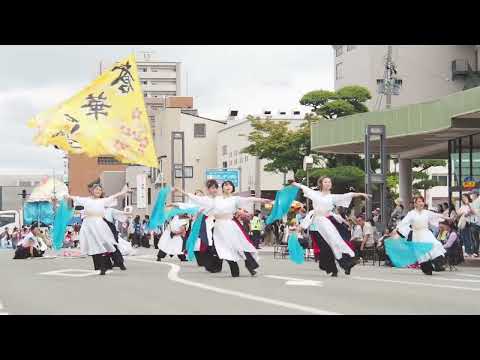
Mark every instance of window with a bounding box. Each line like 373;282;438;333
149;115;155;124
336;62;343;80
131;188;137;205
19;180;31;187
222;161;228;168
234;150;238;156
139;67;147;72
183;166;193;178
144;92;148;97
230;152;232;158
234;159;237;165
147;188;151;206
97;157;121;165
141;80;148;85
194;123;206;138
432;175;448;186
347;45;356;51
335;46;343;57
229;160;233;166
222;145;228;156
245;155;248;162
240;156;243;164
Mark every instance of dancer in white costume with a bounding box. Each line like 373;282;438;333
65;184;130;275
103;206;134;268
394;195;447;275
157;214;188;261
175;180;272;277
292;177;370;276
188;183;217;268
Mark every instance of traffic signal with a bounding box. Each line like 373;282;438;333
22;189;27;199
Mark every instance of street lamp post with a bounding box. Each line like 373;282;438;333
158;155;167;188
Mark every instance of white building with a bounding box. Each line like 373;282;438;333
333;45;480;207
333;45;479;111
217;110;306;197
113;98;225;217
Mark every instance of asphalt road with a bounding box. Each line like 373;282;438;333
1;247;479;315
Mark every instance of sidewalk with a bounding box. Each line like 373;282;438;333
461;257;480;267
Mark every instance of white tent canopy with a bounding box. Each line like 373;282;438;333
27;177;68;203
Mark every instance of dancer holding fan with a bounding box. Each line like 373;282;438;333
175;181;272;277
65;183;130;275
291;177;370;277
389;195;448;275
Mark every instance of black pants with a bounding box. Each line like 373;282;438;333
223;252;259;277
92;253;113;271
110;246;125;268
13;246;42;259
317;235;338;275
103;219;126;268
194;251;207;267
141;234;151;248
251;230;262;249
132;233;141;247
153;233;161;249
157;249;187;261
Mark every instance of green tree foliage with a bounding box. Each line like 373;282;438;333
241;116;313;175
241;85;373;180
299;90;336;112
387;160;446;199
297;166;365;193
302;85;372;119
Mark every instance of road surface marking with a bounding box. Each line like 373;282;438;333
265;275;323;287
456;273;480;278
0;302;7;315
128;257;339;315
431;277;480;283
39;269;100;277
351;276;480;292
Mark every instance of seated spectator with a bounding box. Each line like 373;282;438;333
0;228;11;248
350;215;375;257
13;224;44;259
64;231;74;248
377;226;396;266
440;219;463;270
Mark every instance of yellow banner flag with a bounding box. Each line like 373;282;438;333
28;54;158;168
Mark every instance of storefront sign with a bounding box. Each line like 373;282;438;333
136;174;147;209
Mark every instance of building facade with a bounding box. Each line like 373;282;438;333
333;45;479;111
332;45;480;207
217;111;306;197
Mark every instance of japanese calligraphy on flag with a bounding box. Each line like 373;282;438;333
27;54;158;168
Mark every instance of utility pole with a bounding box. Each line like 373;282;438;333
386;45;393;109
254;157;261;210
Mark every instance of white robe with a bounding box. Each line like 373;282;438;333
158;216;185;256
72;196;118;256
397;209;446;263
294;184;355;259
188;194;257;262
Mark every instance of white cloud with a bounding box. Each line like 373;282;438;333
0;45;334;172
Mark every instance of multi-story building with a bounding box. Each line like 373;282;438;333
137;58;181;98
333;45;479;111
68;54;183;198
217;110;306;199
332;45;480;207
